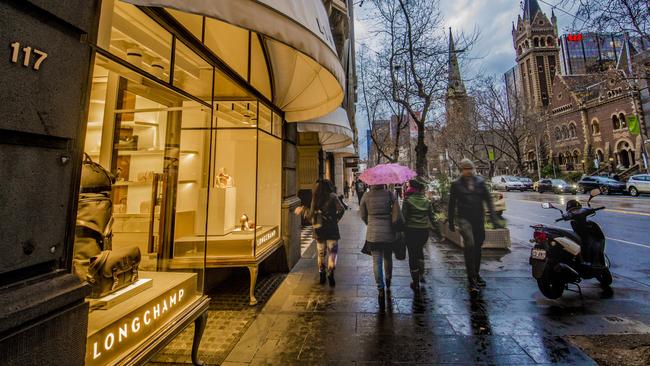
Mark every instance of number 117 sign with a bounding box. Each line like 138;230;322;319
10;41;48;70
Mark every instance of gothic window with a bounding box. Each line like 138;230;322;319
592;119;600;134
534;37;540;47
561;125;569;140
568;123;577;138
619;112;627;128
558;153;564;164
596;150;604;162
517;45;522;55
540;37;546;47
554;127;562;140
547;36;553;47
612;115;620;129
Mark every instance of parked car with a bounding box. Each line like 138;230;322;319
577;176;626;195
537;178;577;194
626;174;650;196
518;177;534;191
485;181;506;217
491;175;524;191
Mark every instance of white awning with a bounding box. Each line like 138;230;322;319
297;107;353;151
332;144;357;157
124;0;344;122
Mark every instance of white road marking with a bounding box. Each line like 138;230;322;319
503;214;650;249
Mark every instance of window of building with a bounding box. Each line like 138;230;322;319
534;37;540;47
554;127;562;140
561;125;569;140
592;119;600;134
547;36;554;47
540;37;546;47
619;112;627;128
612;114;621;129
568;123;577;138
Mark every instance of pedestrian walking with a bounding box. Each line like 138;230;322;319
355;179;366;204
448;158;499;294
360;184;399;303
402;177;434;292
343;182;350;198
296;179;345;286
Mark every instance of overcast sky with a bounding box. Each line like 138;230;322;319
354;0;574;159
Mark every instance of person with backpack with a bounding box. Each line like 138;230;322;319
359;184;399;304
402;177;435;292
296;179;345;286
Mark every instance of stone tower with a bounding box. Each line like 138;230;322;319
446;28;471;127
512;0;560;111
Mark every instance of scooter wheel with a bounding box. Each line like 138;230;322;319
596;269;613;287
537;278;565;299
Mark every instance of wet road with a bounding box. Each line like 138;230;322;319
503;191;650;286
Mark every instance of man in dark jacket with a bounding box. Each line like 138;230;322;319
448;158;499;293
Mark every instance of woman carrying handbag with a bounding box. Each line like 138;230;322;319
296;179;345;286
360;184;401;304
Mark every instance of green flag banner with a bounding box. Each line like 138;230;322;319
488;150;495;161
627;115;640;136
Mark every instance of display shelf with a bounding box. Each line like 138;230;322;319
86;120;158;129
114;179;196;187
86;149;198;157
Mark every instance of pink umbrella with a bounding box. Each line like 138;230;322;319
359;163;417;185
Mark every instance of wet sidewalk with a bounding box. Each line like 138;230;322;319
221;202;650;365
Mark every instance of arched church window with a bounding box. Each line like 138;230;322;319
540;37;546;47
555;127;562;140
619;113;627;128
561;125;569;140
533;37;539;47
568;123;577;138
592;119;600;134
612;115;620;129
547;36;553;47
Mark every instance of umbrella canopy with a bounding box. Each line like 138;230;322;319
359;164;416;185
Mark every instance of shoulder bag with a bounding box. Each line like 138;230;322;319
389;192;406;260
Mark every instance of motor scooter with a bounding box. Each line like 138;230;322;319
529;188;612;299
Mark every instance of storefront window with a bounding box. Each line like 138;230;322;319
81;54;207;365
80;4;285;362
109;1;173;82
173;40;213;100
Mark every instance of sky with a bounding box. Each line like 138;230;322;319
354;0;574;159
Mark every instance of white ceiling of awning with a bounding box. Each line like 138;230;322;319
297;107;353;151
332;144;357;157
123;0;345;122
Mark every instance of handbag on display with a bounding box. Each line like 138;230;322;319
80;153;115;193
86;246;142;298
73;155;115;282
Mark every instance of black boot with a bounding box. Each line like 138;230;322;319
385;277;391;290
476;275;486;287
378;288;386;306
319;271;326;284
327;270;335;287
410;270;420;291
468;277;480;295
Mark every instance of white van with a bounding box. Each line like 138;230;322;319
491;175;524;191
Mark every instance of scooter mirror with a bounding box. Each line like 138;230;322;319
541;202;552;209
590;188;601;197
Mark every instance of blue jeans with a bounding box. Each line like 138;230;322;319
371;249;393;290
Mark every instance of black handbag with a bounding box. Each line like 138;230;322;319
80;153;115;193
393;232;406;260
86;246;142;298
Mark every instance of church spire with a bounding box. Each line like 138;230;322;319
447;28;466;97
523;0;542;21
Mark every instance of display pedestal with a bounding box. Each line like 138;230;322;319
195;187;236;235
89;278;153;310
85;271;209;366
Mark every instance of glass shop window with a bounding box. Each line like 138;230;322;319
256;131;283;255
108;1;173;82
258;103;272;133
79;55;206;365
173;40;213;101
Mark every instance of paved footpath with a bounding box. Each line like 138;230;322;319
222;202;650;365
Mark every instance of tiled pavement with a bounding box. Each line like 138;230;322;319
220;201;650;365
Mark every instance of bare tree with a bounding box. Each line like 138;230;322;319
560;0;649;43
363;0;459;176
471;75;542;174
358;44;410;165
